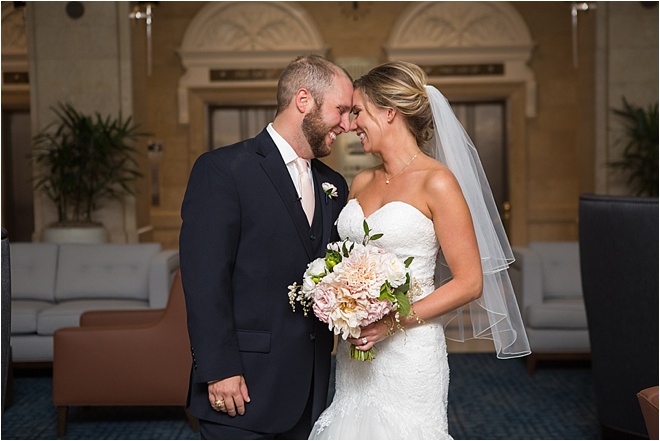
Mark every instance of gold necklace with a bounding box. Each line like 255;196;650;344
385;151;420;184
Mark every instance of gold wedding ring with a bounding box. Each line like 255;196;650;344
214;399;224;407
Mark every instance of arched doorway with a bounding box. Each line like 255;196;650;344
385;1;536;245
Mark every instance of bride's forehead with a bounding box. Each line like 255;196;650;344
351;91;367;106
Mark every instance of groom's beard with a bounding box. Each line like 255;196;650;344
302;105;332;159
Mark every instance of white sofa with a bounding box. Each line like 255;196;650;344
9;242;179;363
509;241;590;373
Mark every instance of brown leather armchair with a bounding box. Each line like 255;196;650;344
638;386;659;440
53;271;194;436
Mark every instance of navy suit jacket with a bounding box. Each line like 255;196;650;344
179;129;348;433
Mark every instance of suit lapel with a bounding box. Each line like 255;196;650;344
256;132;315;260
311;160;333;248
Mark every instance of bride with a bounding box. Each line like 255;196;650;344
309;62;530;439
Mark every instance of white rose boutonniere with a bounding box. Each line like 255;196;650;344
322;182;338;200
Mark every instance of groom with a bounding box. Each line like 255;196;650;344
179;55;353;439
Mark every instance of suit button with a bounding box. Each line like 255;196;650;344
310;235;316;241
309;333;316;341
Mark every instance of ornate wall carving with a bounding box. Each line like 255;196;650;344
1;5;27;50
386;1;536;118
181;2;323;52
389;2;531;49
1;3;29;92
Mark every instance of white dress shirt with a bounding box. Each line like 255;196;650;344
266;123;315;197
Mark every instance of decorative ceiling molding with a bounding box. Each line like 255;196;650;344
385;1;537;117
177;1;328;123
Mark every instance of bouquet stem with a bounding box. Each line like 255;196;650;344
349;344;375;361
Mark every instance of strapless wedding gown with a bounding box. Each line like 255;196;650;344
309;199;452;440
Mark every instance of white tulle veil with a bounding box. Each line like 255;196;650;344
425;85;531;359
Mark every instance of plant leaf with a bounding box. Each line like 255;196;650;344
395;292;411;316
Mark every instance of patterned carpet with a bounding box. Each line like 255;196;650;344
1;353;599;440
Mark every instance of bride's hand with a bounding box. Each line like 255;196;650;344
348;316;394;351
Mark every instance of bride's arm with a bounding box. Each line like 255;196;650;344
401;166;483;326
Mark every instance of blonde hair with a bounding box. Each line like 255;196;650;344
354;61;434;152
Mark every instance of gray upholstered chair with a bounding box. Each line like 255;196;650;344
509;241;590;374
579;194;659;439
2;228;11;411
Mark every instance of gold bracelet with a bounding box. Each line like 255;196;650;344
410;307;424;325
384;315;396;336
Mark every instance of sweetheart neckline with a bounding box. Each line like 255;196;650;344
349;198;433;224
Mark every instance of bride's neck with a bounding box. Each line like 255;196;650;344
381;144;420;175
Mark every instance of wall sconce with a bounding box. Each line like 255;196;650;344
147;140;163;206
571;2;596;68
129;1;158;76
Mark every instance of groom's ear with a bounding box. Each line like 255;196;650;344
295;88;313;114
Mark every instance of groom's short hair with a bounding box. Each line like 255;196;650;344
276;54;352;115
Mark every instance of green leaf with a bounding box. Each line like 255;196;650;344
369;233;383;241
393;282;410;295
341;241;353;257
395;292;411;316
608;97;658;197
404;256;414;267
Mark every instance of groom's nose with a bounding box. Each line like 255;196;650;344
339;112;351;133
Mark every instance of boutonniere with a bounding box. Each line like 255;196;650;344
322;182;338;201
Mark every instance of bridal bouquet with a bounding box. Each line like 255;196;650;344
288;221;415;361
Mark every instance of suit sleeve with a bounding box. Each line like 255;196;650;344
180;151;243;384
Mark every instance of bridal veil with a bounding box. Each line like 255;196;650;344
425;85;531;359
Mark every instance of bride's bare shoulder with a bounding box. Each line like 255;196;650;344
422;158;462;199
349;165;380;197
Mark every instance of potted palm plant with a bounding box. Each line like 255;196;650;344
32;102;147;243
609;97;659;197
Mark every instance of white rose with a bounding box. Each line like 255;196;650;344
306;257;327;278
302;275;317;295
379;254;408;287
302;258;326;295
322;182;338;198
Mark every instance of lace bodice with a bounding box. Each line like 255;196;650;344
310;199;451;440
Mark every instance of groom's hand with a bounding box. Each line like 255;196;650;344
208;375;251;417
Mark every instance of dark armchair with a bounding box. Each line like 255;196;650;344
579;194;659;438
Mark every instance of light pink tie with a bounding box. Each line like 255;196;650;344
294;157;315;225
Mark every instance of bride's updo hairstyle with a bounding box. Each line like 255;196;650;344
354;61;434;153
